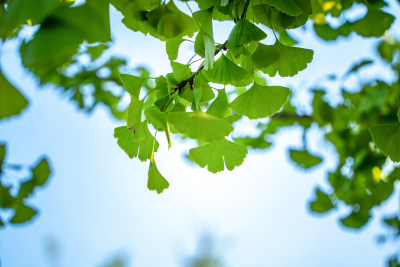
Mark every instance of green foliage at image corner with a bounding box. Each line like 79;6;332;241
0;144;52;226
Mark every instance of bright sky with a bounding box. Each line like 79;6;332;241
1;1;400;267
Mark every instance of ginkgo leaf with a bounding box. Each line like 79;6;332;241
230;83;290;119
114;122;159;161
189;139;248;173
369;123;400;162
289;149;323;169
202;54;251;86
32;158;51;186
10;204;37;224
126;97;143;128
168;110;233;142
148;161;169;194
194;74;215;102
309;188;334;213
227;19;267;48
145;106;168;131
171;62;192;82
120;74;145;98
166;38;185;61
261;0;303;16
251;43;280;69
0;71;29;120
351;9;394;37
206;89;231;118
260;42;313;77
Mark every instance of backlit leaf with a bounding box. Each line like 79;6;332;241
10;204;37;224
148;161;169;194
370;123;400;162
202;54;251;86
260;42;313;77
114;122;159;161
310;188;334;213
230;83;290;119
261;0;303;16
166;38;185;61
0;71;29;120
189;139;248;173
32;158;51;186
120;74;145;98
351;9;394;37
168;110;233;142
206;89;231;118
289;149;322;169
227;19;267;48
251;43;280;69
126;97;143;128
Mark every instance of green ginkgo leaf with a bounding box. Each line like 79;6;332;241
227;18;267;48
289;149;323;169
120;74;145;98
230;83;290;119
126;97;143;128
32;158;51;186
168;110;233;142
0;71;29;120
148;160;169;194
260;42;313;77
10;204;37;224
251;43;280;69
166;38;185;61
351;9;394;37
370;123;400;162
309;188;334;213
261;0;303;16
206;89;231;118
194;74;215;102
202;54;251;86
189;139;248;173
171;62;192;82
114;122;159;161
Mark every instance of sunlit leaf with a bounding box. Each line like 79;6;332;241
10;204;37;224
230;83;290;119
227;18;267;48
206;89;231;118
309;188;334;213
127;97;143;128
114;122;159;161
166;38;185;61
189;139;248;173
260;42;313;77
148;160;169;194
168;110;233;142
202;54;251;86
289;149;322;169
0;71;29;120
120;74;145;98
370;123;400;162
261;0;303;16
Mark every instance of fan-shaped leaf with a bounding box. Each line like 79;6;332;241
189;139;248;173
206;89;231;118
120;74;145;98
168;110;233;142
261;0;303;16
0;71;29;120
260;42;313;77
370;123;400;162
114;122;159;161
148;161;169;194
202;54;251;86
166;38;185;61
289;149;322;169
230;83;290;119
227;18;267;48
127;97;143;128
251;43;280;69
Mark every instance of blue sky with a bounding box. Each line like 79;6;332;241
1;1;400;266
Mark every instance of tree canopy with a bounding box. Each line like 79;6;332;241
1;0;400;264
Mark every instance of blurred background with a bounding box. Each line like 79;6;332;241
1;1;400;266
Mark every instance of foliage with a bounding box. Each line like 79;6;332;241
1;0;400;264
